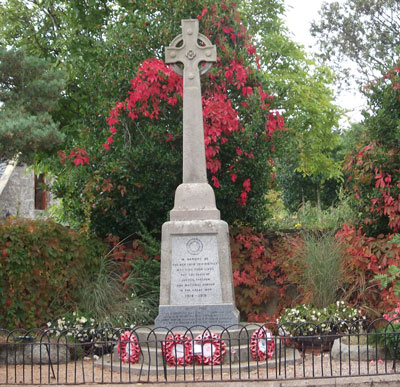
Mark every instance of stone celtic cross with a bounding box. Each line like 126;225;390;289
155;20;239;329
165;19;216;184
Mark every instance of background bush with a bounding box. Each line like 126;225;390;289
0;218;105;329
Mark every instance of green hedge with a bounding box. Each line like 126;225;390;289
0;218;105;329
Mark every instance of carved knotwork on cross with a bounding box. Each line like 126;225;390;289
165;19;217;184
165;19;217;84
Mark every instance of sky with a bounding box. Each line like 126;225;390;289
283;0;365;125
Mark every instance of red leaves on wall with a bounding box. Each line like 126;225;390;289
336;224;400;313
231;227;290;320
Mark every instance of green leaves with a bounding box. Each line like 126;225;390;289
311;0;400;85
0;47;65;163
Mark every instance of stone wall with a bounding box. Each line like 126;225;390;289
0;164;36;218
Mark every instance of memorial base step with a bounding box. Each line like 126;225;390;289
98;349;302;376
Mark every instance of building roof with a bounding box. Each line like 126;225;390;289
0;159;8;180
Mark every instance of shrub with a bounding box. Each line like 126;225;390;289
335;224;400;316
232;224;400;322
0;218;105;329
344;63;400;237
105;231;161;324
230;226;290;321
280;231;347;309
371;303;400;359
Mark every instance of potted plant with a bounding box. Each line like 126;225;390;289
47;311;101;359
278;301;365;353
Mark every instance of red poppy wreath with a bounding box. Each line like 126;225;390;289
250;328;275;361
162;334;193;366
117;331;140;364
194;332;226;365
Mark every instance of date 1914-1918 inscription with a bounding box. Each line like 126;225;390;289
170;234;222;305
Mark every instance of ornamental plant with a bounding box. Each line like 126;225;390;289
278;301;365;336
46;311;97;342
46;310;117;359
278;231;347;309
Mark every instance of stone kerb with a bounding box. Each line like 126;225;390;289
331;338;387;361
0;342;70;364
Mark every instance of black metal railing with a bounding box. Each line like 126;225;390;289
0;320;399;384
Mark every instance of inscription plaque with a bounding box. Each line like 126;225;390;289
170;234;222;305
156;304;238;328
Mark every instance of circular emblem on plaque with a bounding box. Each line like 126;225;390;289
186;237;203;255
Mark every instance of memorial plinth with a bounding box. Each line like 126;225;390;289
155;19;239;329
155;220;239;328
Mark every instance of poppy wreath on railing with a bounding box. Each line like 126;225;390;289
162;334;193;366
194;332;226;365
250;328;275;361
117;331;140;364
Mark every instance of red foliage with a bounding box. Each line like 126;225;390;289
101;54;284;206
232;225;400;321
335;224;400;315
344;141;400;234
106;234;159;281
58;148;89;166
230;227;290;320
58;3;285;211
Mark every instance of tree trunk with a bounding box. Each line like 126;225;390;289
316;184;322;222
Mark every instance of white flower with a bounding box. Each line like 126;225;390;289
80;317;87;324
47;322;52;327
